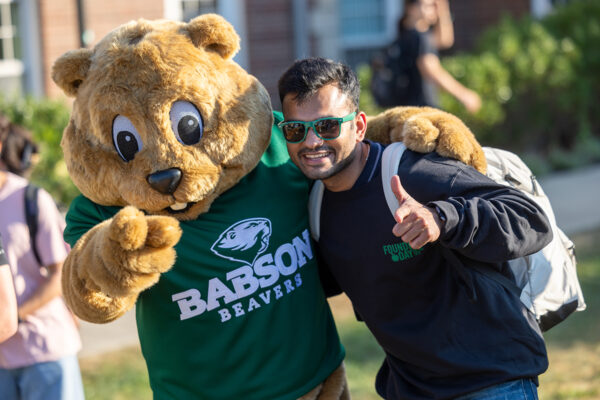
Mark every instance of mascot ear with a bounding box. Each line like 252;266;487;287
51;49;93;97
186;14;240;60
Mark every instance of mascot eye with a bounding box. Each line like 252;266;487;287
170;101;203;145
112;115;143;162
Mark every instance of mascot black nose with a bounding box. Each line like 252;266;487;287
147;168;182;195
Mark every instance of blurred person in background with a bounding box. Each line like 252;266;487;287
0;114;84;400
0;234;18;342
372;0;481;113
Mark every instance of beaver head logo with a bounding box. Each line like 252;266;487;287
210;218;272;265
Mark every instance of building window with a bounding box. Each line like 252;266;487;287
0;1;19;60
340;0;386;41
531;0;572;18
181;0;217;21
0;0;23;95
338;0;401;68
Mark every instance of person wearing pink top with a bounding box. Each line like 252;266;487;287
0;234;18;342
0;115;84;400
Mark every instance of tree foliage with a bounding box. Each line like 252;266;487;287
439;0;600;173
0;96;79;207
360;0;600;174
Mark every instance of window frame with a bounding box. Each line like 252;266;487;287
0;0;22;77
339;0;401;50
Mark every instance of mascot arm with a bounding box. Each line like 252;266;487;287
365;106;487;174
62;206;182;323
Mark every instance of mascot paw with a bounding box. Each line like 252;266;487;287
102;206;182;294
401;108;487;174
399;116;440;153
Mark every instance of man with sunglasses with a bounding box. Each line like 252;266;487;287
278;57;552;400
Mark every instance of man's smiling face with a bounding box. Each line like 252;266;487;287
282;84;361;181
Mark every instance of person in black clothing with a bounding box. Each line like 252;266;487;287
373;0;481;112
278;57;552;400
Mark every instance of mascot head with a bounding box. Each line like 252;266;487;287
52;15;273;220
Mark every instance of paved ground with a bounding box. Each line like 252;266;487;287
538;164;600;236
78;309;139;358
76;163;600;359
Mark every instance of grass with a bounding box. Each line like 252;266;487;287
80;347;151;400
79;237;600;400
537;252;600;400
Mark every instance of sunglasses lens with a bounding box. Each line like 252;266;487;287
314;119;340;139
282;123;306;142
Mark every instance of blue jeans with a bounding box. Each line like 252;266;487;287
454;379;539;400
0;355;85;400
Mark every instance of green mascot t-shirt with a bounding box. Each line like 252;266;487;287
64;114;344;399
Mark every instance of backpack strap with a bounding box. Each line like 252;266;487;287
382;143;498;302
308;143;407;242
308;180;325;241
308;142;408;242
381;142;407;215
24;184;43;267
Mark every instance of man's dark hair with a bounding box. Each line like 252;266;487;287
278;57;360;111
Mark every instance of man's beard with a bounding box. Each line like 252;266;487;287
298;145;358;181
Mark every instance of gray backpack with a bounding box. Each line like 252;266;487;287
309;142;586;331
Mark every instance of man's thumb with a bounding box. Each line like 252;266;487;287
391;175;410;204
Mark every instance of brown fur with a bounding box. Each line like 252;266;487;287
53;17;272;218
299;363;350;400
53;14;485;399
366;106;487;174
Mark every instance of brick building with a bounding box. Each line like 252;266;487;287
1;0;558;107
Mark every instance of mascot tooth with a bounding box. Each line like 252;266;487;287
170;202;188;211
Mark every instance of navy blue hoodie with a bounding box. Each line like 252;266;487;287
317;141;552;399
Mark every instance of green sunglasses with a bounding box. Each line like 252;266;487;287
278;112;357;143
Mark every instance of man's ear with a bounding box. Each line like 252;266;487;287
185;13;240;59
356;111;368;141
51;48;93;97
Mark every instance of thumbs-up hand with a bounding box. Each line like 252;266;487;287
391;175;443;250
